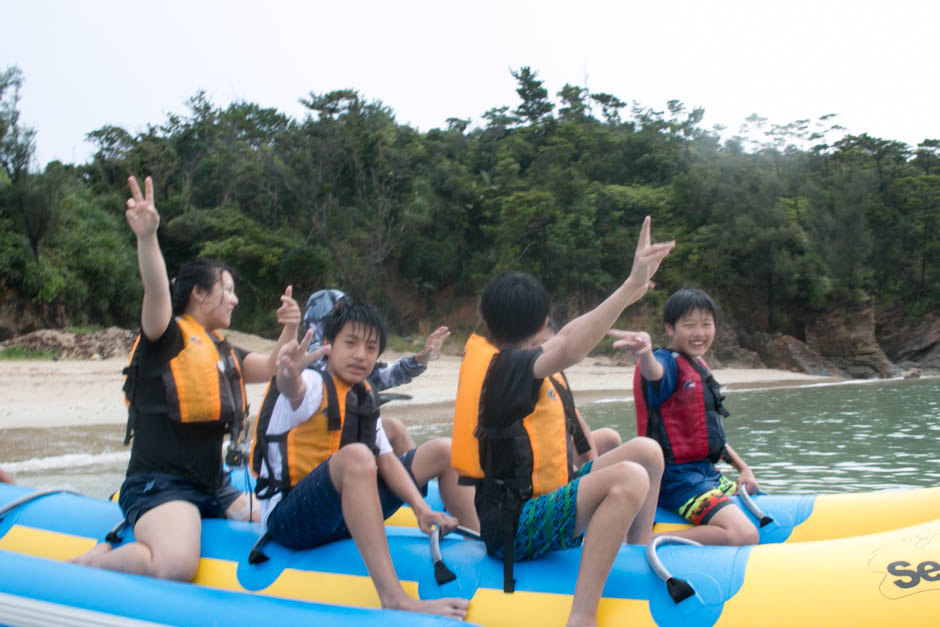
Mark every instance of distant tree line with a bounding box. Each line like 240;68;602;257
1;65;937;336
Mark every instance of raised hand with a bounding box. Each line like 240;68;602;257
415;326;450;365
125;176;160;237
608;329;653;356
279;329;330;374
628;216;674;291
276;285;301;327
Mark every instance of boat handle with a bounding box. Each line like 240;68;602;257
0;488;80;522
738;489;773;527
646;535;702;603
430;526;457;585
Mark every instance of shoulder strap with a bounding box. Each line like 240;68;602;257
340;382;379;454
549;372;590;455
250;376;292;499
317;369;342;431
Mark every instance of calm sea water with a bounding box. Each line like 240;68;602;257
2;377;938;498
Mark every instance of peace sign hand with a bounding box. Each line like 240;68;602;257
628;216;674;291
125;176;160;237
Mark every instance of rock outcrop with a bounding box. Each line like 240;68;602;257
876;306;940;371
740;331;845;376
804;304;897;378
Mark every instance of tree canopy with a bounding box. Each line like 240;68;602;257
1;65;937;336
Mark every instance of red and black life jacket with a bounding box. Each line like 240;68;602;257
634;351;729;465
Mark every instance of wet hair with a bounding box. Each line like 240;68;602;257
480;271;550;346
322;299;387;355
170;259;236;315
662;287;718;327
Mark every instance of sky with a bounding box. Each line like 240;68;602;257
3;0;939;168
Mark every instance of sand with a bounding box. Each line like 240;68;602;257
0;347;840;430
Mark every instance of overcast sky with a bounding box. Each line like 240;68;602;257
4;0;939;167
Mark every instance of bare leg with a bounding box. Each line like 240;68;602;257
329;444;469;618
68;500;202;581
226;492;260;523
408;438;480;532
653;504;759;545
0;466;14;484
590;436;663;544
569;461;650;627
591;428;622;457
382;416;417;457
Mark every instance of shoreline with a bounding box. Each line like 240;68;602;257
0;352;845;431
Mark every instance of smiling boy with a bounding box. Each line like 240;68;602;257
615;287;760;546
251;300;471;619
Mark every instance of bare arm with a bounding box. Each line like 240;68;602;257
723;444;759;494
534;217;673;379
609;330;664;382
125;176;172;342
241;285;302;384
376;453;457;535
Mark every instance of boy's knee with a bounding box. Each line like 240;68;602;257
152;550;199;582
633;436;664;472
336;443;378;475
594;427;622;454
414;437;453;476
608;461;650;504
729;520;760;546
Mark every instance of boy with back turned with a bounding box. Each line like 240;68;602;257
452;217;673;627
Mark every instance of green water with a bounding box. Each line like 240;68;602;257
582;377;940;494
5;377;939;498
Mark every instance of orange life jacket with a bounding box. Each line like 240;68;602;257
122;314;246;444
250;371;379;498
451;333;571;497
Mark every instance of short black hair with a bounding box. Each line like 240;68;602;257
662;287;718;327
480;271;550;346
323;299;387;354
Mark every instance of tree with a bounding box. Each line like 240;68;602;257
511;66;554;126
0;66;35;184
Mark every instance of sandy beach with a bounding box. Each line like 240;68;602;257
0;341;840;431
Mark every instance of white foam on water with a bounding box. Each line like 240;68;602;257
3;451;129;473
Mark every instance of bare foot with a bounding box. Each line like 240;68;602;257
389;596;469;619
566;614;599;627
68;542;112;566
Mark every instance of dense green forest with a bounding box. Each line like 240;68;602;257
1;65;938;338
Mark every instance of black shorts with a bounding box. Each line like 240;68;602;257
118;472;243;527
266;448;425;550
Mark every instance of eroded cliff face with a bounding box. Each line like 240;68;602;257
804;305;897;378
875;306;940;371
709;300;936;378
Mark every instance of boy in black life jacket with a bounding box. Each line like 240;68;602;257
615;287;760;546
252;300;474;619
452;217;673;627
